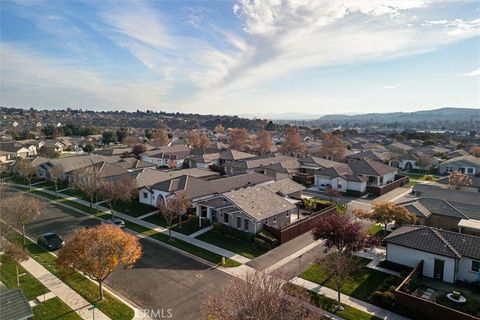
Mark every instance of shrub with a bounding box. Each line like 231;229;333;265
256;230;278;247
424;175;435;181
381;291;395;306
212;222;254;241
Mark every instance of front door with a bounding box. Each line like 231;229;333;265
434;259;444;281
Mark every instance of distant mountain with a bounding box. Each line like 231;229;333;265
313;107;480;124
239;112;323;120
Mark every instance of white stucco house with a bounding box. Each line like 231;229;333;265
314;159;398;193
384;225;480;284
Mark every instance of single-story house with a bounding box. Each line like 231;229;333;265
0;288;33;320
140;145;191;168
384;225;480;284
0;142;37;158
139;172;273;207
438;155;480;176
436;175;480;193
196;186;297;234
314;159;398;193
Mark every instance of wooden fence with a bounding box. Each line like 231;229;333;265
367;174;409;196
264;204;337;244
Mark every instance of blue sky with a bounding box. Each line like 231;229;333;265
1;0;479;116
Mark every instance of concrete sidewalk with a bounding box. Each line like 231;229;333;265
291;277;410;320
21;257;110;320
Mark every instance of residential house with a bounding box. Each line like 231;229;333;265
436;176;480;193
196;186;297;234
406;183;480;235
0;142;37;158
438;155;480;176
139;172;273;207
263;178;306;200
314;159;398;193
140;145;191;168
218;150;256;172
384;225;480;284
346;150;392;163
225;153;294;176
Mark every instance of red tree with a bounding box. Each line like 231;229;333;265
132;144;147;156
312;213;379;254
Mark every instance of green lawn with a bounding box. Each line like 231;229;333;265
143;213;168;227
2;225;135;320
312;292;381;320
300;257;400;301
197;229;269;259
112;201;156;217
0;254;50;300
172;218;211;235
367;224;391;238
33;180;69;190
33;297;83;320
124;221;241;267
10;176;45;185
61;189;91;201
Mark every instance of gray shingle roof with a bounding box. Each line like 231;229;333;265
224;186;296;221
0;288;33;320
349;159;397;176
264;179;305;196
384;225;480;260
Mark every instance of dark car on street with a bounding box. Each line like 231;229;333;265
37;233;65;251
104;217;126;230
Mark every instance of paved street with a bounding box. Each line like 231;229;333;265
26;202;233;320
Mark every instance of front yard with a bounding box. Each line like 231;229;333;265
112;200;156;217
197;228;270;259
300;257;399;301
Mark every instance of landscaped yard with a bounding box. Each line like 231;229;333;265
300;257;400;302
61;189;92;201
0;254;49;300
367;224;391;238
143;213;168;227
33;297;83;320
112;200;156;217
197;228;270;259
172;218;211;235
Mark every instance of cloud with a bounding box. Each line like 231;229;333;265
464;69;480;77
0;43;173;108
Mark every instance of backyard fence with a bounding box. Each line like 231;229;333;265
264;204;337;244
367;174;409;196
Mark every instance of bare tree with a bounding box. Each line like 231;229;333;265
122;135;139;146
448;170;473;190
321;252;357;309
157;192;191;239
2;194;43;245
416;155;432;172
97;177;136;217
48;165;64;197
131;144;147;156
6;244;29;286
70;163;101;209
15;159;37;189
353;202;415;232
201;271;322;320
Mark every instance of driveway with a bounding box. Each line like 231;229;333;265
26;202;233;320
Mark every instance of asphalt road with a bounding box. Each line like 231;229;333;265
26;202;233;320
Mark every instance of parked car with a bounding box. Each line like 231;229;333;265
37;233;65;251
104;217;126;230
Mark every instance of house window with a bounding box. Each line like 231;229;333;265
237;217;241;229
472;260;480;273
244;219;249;231
338;184;342;189
224;213;229;224
201;206;207;218
143;192;148;199
467;168;474;174
273;216;277;223
286;211;289;217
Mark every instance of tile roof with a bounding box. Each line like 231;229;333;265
384;225;480;260
349;159;397;176
264;179;305;196
0;288;33;320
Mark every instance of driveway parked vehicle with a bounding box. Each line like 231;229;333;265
104;217;126;230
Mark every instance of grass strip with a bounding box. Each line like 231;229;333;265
33;297;83;320
2;223;134;320
0;254;50;300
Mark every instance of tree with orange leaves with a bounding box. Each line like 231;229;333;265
469;147;480;157
448;170;472;190
318;132;346;161
151;129;169;147
279;127;304;155
253;130;272;155
228;128;249;151
57;224;142;300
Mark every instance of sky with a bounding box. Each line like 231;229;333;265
1;0;479;117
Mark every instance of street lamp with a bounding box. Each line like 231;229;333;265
298;254;303;275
